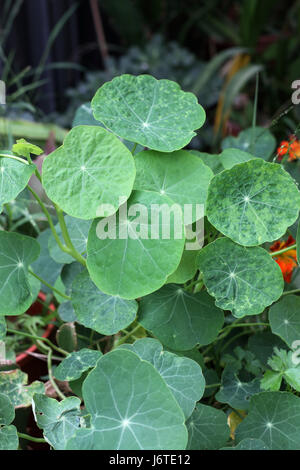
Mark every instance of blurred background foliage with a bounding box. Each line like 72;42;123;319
0;0;299;150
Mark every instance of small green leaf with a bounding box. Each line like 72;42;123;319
31;229;62;293
33;394;81;450
206;159;300;246
120;338;205;419
166;248;198;284
66;349;188;450
71;270;138;335
269;295;300;347
0;425;19;450
0;231;40;315
189;150;223;174
221;126;276;160
236;392;300;449
138;285;224;350
186;404;230;450
12;138;43;158
48;216;91;264
0;157;35;213
54;349;102;381
216;364;262;410
261;370;283;391
56;323;77;352
42;126;136;220
87;190;185;299
219;148;257;169
0;369;44;408
197;237;283;318
248;331;288;367
134;149;213;220
92;74;205;152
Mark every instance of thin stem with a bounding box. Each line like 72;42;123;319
205;383;221;389
28;269;71;301
114;324;141;347
27;185;66;252
270;243;296;257
0;153;29;164
55;205;86;266
6;328;69;357
219;322;269;334
47;347;66;400
282;288;300;296
17;432;46;443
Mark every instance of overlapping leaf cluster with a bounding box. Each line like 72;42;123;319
1;74;300;450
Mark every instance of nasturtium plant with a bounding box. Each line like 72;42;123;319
1;73;300;450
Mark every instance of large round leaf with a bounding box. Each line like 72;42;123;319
0;393;14;425
120;338;205;419
42;126;136;220
0;231;40;315
134;150;213;221
0;157;35;213
0;426;18;450
87;190;185;299
66;349;188;450
71;270;138;335
206;159;300;246
197;237;283;318
236;392;300;450
138;285;224;350
269;295;300;347
91;74;205;152
186;404;230;450
48;216;91;264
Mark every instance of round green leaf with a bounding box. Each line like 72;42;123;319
269;295;300;347
186;404;230;450
197;237;284;318
42;126;136;220
138;285;224;350
87;190;185;299
0;157;35;213
206;159;300;246
48;216;91;264
120;338;205;419
236;392;300;450
66;349;188;450
0;231;40;315
91;74;205;152
71;270;138;335
54;348;102;382
0;393;14;425
221;126;276;160
134;150;213;220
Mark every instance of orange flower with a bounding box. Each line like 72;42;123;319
277;136;300;162
270;235;297;283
